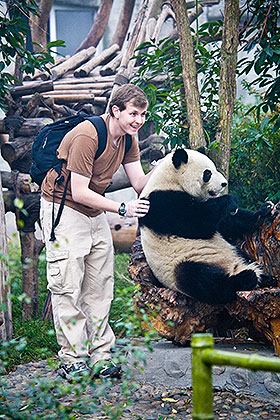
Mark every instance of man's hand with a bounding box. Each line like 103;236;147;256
126;199;150;218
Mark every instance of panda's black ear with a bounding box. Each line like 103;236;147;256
172;148;188;169
197;146;207;155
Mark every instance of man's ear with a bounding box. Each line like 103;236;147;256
111;105;120;118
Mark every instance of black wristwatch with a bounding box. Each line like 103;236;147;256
118;202;127;217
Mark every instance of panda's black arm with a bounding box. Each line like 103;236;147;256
217;202;273;241
140;190;229;239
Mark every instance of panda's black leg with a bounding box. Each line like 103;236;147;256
174;261;242;304
228;269;258;292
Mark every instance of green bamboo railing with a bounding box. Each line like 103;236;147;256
191;333;280;420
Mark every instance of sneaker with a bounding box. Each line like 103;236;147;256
57;361;90;381
92;359;122;379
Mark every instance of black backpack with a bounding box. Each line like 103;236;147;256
30;114;132;241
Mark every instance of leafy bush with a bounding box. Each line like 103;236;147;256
229;100;280;209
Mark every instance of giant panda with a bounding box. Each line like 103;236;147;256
139;148;274;305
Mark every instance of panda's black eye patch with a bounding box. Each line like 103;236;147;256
203;169;212;183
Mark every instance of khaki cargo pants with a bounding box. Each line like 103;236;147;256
40;197;115;365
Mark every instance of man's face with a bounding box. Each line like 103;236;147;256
113;100;148;135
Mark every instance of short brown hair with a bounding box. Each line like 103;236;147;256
108;84;148;116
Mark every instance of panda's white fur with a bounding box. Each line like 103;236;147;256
139;148;268;304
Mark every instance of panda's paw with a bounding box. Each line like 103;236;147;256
230;270;258;292
224;194;238;216
257;274;278;289
256;201;275;219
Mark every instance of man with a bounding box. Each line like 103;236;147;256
40;84;151;381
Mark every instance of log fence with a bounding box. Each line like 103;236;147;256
191;333;280;420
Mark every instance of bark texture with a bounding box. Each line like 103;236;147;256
0;176;12;340
170;0;206;149
30;0;54;50
75;0;114;53
212;0;239;177
110;0;136;49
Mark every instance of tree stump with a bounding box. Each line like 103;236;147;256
127;206;280;355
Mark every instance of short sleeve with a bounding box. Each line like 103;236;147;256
122;135;140;164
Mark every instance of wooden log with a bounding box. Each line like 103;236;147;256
105;165;131;192
46;89;108;96
51;46;96;81
145;17;157;42
1;171;31;193
53;76;115;85
39;93;96;104
3;190;15;213
0;176;13;341
10;80;54;98
107;213;138;253
1;136;34;167
128;208;280;355
23;93;44;118
74;44;119;78
0;117;53;136
54;83;112;91
100;52;123;76
0;133;9;146
23;55;70;81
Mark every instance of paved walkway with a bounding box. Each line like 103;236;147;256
2;339;280;419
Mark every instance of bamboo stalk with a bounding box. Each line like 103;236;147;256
54;83;112;91
53;76;115;85
74;44;119;78
100;52;123;76
51;46;96;80
11;80;54;98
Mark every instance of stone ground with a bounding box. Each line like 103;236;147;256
2;358;280;419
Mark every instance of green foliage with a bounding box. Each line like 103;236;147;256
132;21;223;149
133;37;189;149
239;0;280;130
229;99;280;208
0;0;65;110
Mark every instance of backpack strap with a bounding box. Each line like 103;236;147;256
50;173;71;242
86;115;107;159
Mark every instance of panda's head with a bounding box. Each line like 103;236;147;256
141;148;227;201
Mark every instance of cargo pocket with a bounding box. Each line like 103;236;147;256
46;250;73;294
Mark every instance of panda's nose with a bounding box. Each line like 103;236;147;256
221;182;227;188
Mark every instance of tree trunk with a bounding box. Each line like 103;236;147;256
212;0;239;178
29;0;54;50
0;176;12;340
110;0;136;49
20;233;45;320
170;0;206;149
75;0;114;53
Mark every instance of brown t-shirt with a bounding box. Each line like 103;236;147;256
41;114;140;217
